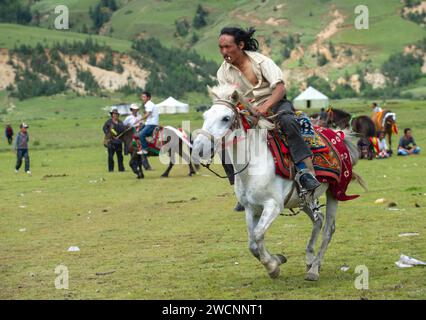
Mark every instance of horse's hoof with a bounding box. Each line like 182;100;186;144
268;267;280;279
305;272;319;281
234;202;245;212
275;254;287;265
161;174;168;178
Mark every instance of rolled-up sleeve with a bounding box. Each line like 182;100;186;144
260;57;284;89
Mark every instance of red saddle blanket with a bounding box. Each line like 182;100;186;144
146;126;163;154
268;126;359;201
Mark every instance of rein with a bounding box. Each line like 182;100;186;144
200;161;250;179
195;99;254;179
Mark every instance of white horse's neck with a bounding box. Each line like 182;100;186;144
225;122;274;183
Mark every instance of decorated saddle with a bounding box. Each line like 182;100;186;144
240;112;358;202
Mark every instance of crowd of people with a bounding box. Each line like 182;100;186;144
102;91;159;172
370;102;421;159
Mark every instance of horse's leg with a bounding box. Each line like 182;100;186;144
388;131;392;155
303;205;324;271
162;150;175;177
254;199;285;278
141;154;152;170
306;190;338;281
129;153;139;177
137;155;144;179
161;162;174;177
188;162;196;176
177;142;196;176
245;205;261;261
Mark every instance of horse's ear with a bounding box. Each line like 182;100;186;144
230;90;239;102
207;85;219;100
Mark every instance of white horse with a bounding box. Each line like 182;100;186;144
192;85;363;281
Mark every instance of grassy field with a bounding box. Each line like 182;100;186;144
0;23;132;52
0;93;425;299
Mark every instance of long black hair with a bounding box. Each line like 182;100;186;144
220;27;259;52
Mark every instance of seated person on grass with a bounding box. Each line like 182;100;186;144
398;128;420;156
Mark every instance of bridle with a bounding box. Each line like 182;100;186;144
194;99;250;179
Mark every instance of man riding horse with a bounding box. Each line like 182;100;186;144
217;27;320;192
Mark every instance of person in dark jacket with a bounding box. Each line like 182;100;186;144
14;123;31;175
103;107;126;172
5;124;13;145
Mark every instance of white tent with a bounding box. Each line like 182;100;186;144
156;97;189;114
104;104;132;115
293;86;329;109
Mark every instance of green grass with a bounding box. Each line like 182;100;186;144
332;0;425;66
0;23;131;52
0;92;425;299
2;0;424;71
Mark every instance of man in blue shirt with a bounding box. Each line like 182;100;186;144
398;128;420;156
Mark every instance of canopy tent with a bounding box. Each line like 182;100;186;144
293;86;329;109
156;97;189;114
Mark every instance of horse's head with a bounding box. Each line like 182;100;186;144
326;107;351;129
192;85;241;162
383;110;398;134
325;106;334;127
120;126;135;152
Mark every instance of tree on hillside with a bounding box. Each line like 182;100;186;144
0;0;32;24
193;4;208;29
382;52;422;87
98;51;114;71
175;19;190;37
89;0;118;32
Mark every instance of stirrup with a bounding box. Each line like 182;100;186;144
295;169;321;192
294;169;320;209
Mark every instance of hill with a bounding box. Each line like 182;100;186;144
0;0;425;99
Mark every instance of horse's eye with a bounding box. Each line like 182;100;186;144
222;116;230;122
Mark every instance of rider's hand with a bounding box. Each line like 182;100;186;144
252;104;270;116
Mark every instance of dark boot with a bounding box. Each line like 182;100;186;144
298;170;321;191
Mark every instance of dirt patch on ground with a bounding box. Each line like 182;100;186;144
0;49;15;90
257;36;272;56
2;49;149;94
316;9;345;43
265;17;289;27
59;53;148;92
365;71;387;89
231;9;263;25
402;1;426;15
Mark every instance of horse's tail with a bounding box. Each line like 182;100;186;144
352;171;368;191
341;129;360;166
341;129;368;191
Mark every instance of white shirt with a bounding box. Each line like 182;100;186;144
378;138;388;151
217;51;284;107
123;113;143;127
144;100;159;126
373;106;382;113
